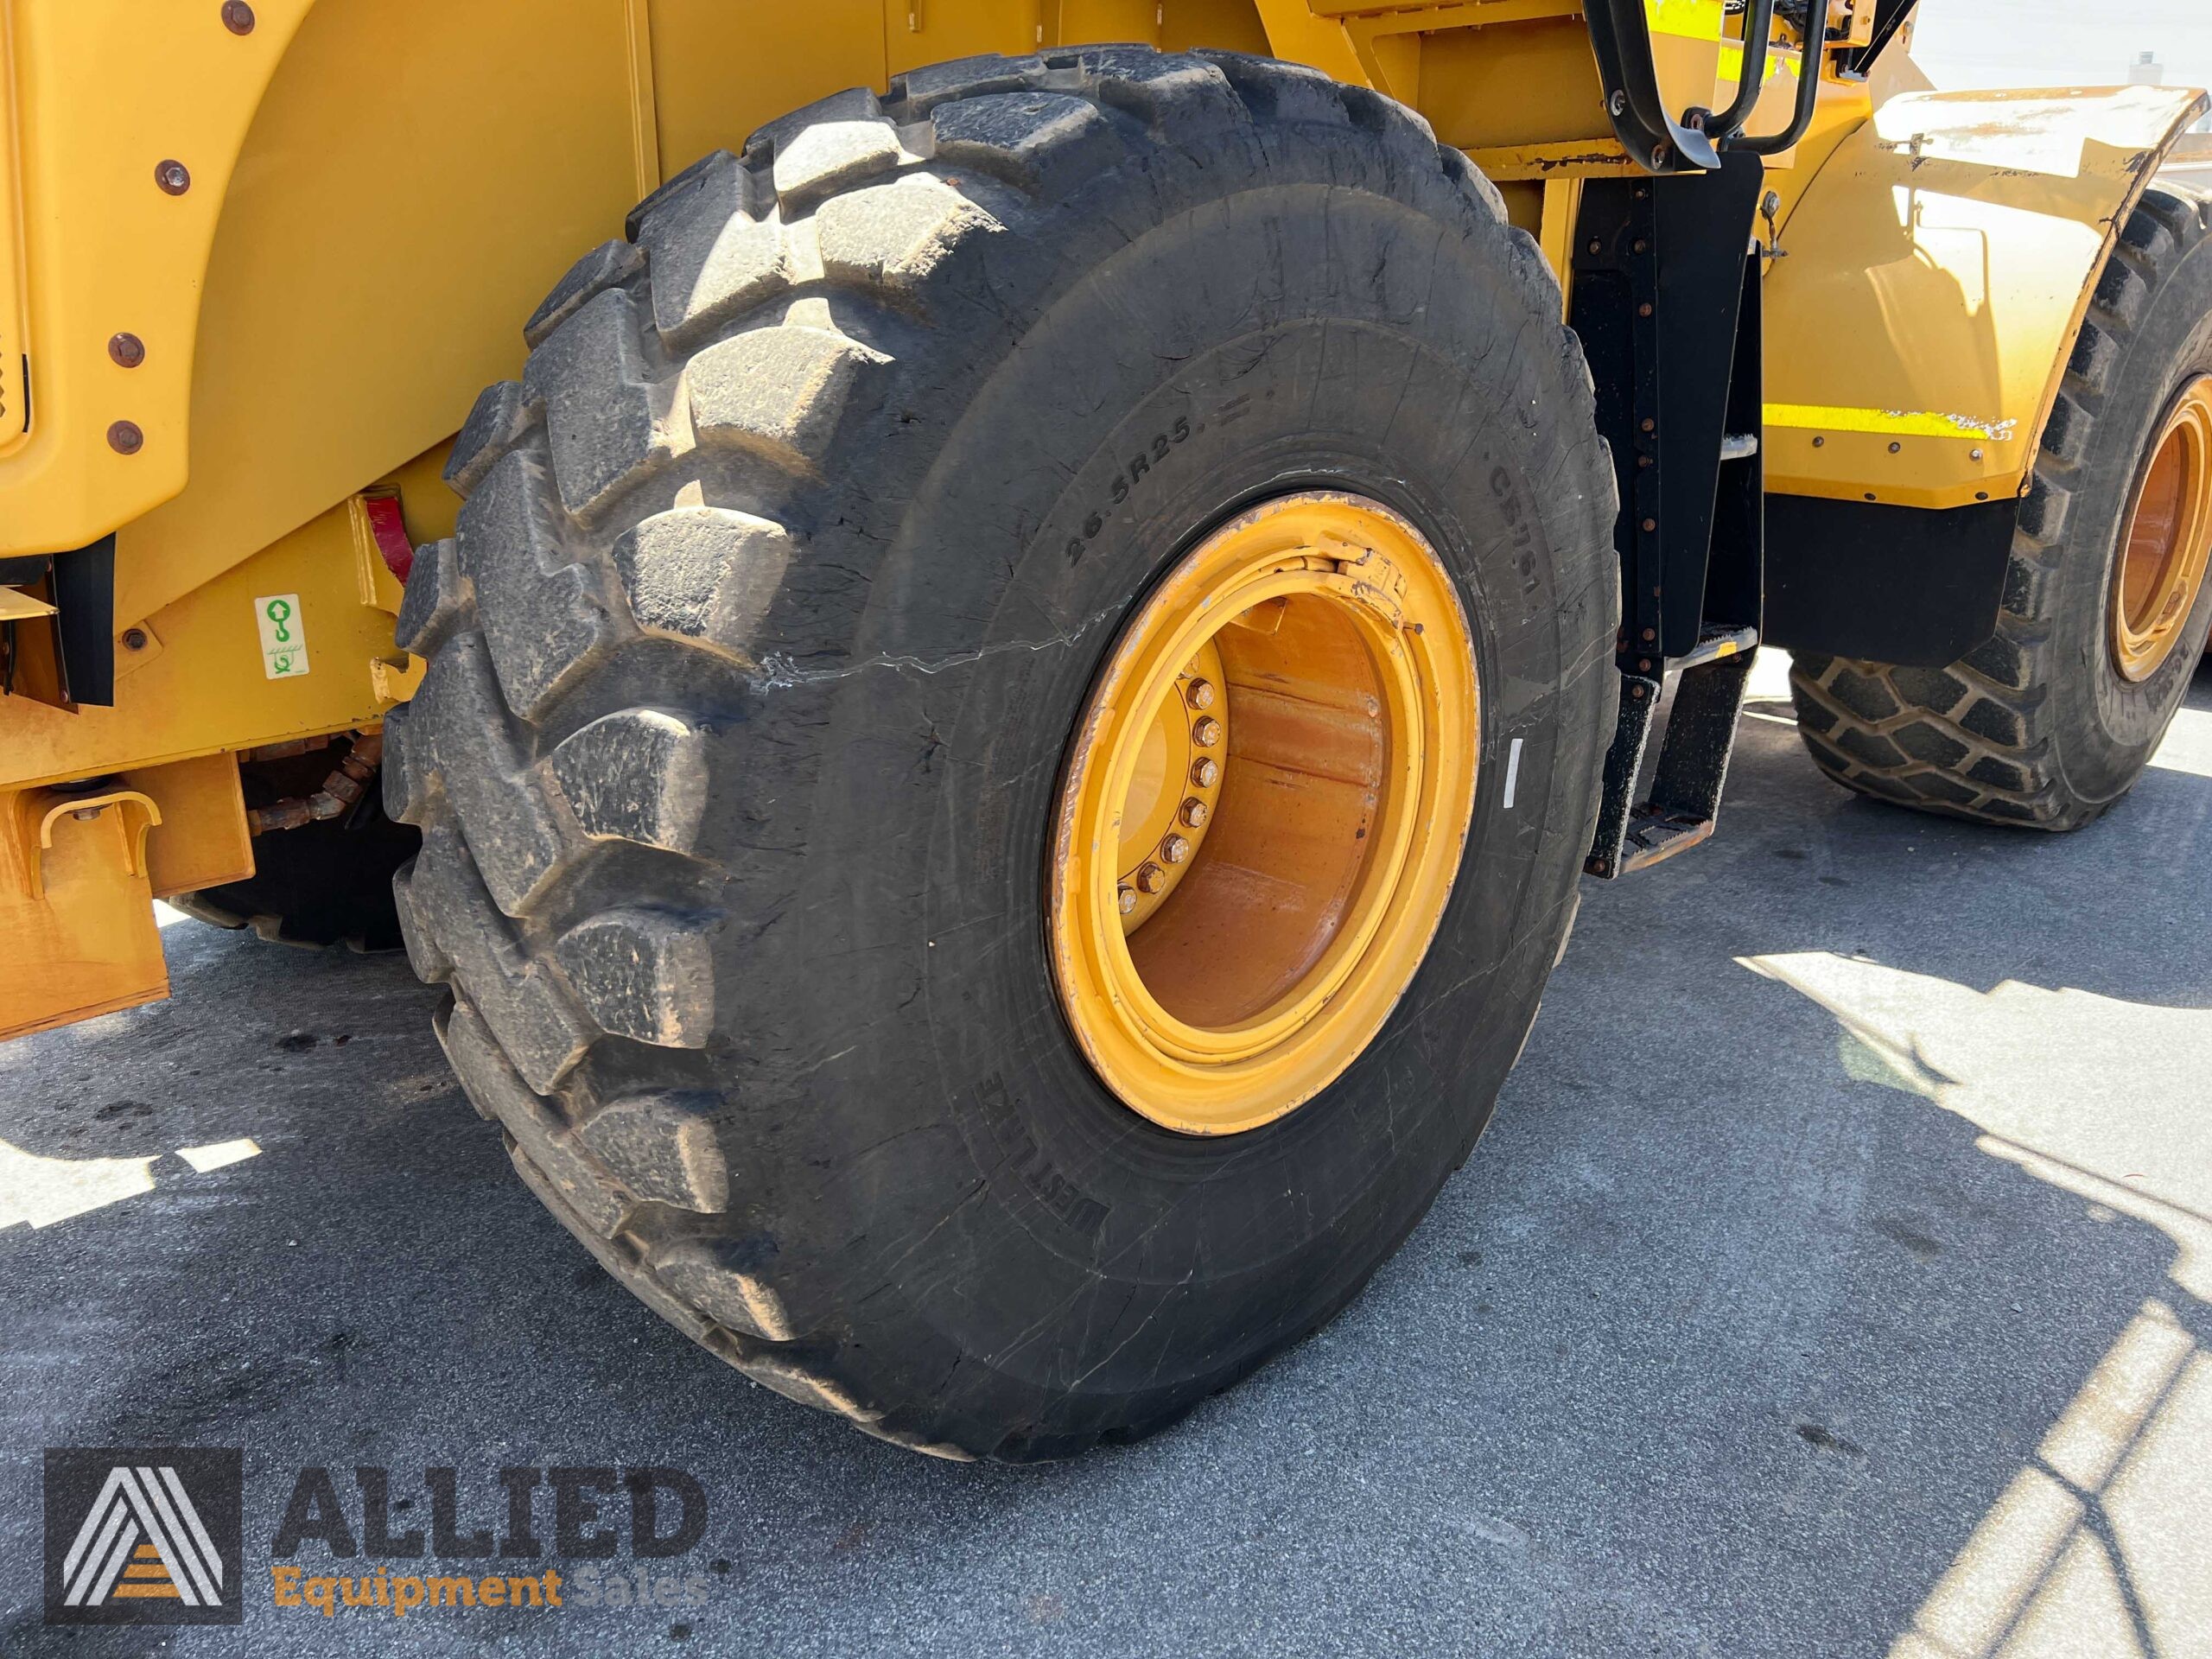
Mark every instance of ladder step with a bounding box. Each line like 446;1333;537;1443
1584;645;1757;880
1617;808;1716;874
1672;624;1758;671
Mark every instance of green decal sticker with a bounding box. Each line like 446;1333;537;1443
254;593;310;680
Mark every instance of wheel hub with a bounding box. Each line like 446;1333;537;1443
1047;492;1480;1136
2112;374;2212;683
1111;638;1227;931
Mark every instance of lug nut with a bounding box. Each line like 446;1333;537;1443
1161;834;1191;865
1185;677;1216;710
1179;797;1208;829
1191;757;1218;788
1135;862;1166;894
1116;884;1138;917
1192;717;1221;748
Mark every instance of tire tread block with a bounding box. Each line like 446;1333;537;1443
399;827;593;1091
456;451;624;723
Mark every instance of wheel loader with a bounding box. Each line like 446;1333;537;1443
3;0;2208;1460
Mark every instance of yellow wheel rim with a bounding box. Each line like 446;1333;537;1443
2112;375;2212;683
1047;492;1479;1136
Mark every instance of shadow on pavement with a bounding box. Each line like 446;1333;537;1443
2;658;2207;1656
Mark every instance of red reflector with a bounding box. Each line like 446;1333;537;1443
363;493;415;583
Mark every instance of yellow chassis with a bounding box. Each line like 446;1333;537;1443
0;0;2203;1038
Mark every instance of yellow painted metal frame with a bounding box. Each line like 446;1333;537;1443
9;1;2206;575
0;1;27;455
0;786;169;1039
0;0;317;547
0;751;252;1040
1764;85;2212;511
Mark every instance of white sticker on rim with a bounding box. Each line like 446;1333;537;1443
255;594;310;680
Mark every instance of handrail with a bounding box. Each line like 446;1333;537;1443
1698;0;1778;141
1583;0;1723;173
1727;17;1825;156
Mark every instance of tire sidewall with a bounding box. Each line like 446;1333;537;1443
2058;216;2212;795
731;120;1614;1420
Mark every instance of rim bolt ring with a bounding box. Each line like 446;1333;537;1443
1179;798;1208;829
1116;884;1138;916
1135;862;1167;894
1192;716;1222;747
1191;757;1219;788
1161;834;1192;865
1185;677;1217;709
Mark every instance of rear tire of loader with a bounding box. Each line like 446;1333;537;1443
1789;185;2212;829
386;48;1617;1459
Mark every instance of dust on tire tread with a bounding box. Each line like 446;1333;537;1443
390;48;1565;1459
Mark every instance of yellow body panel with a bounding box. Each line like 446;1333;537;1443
648;1;886;180
1764;85;2212;511
0;0;317;550
114;0;641;627
0;3;26;456
130;753;255;902
887;0;1038;75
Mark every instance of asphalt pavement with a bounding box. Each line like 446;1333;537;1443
4;651;2209;1658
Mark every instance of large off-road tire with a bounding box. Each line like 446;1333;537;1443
386;48;1616;1459
1789;183;2212;829
171;735;417;950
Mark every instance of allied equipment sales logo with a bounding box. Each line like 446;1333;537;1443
45;1452;712;1628
44;1448;245;1625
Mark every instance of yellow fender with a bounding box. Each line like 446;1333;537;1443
1764;84;2211;513
0;0;321;555
0;0;675;625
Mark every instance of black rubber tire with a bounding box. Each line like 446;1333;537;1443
170;736;418;950
1789;184;2212;829
386;48;1617;1459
